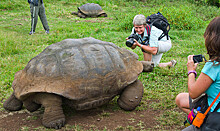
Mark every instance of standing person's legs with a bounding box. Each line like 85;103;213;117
30;4;39;33
39;3;49;32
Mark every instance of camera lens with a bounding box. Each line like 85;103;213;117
126;39;134;47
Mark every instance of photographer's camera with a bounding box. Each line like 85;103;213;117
193;55;207;63
126;34;139;47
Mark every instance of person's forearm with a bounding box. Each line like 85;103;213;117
188;73;197;98
133;40;157;54
138;44;157;55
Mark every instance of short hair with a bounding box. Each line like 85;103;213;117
133;14;146;26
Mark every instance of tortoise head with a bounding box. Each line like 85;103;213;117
140;61;154;72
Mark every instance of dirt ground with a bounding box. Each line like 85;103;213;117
0;101;180;131
0;105;157;130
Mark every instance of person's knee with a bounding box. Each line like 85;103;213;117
175;93;182;107
176;93;189;108
158;40;171;53
175;93;185;107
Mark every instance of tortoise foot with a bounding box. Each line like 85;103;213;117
3;92;23;111
38;93;65;129
42;109;65;129
78;12;86;18
43;117;65;129
118;80;144;111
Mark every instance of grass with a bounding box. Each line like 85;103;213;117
0;0;219;130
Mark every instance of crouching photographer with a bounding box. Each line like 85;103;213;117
126;14;176;68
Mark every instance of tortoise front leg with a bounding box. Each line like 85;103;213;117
33;93;65;129
3;92;23;111
23;97;41;112
78;12;86;18
117;79;144;111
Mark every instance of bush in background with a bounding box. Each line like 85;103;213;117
206;0;220;7
117;0;219;31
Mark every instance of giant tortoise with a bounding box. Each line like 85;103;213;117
71;3;107;18
3;37;153;129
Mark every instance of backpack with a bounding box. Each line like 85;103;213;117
146;12;170;40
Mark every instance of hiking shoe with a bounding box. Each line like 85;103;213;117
29;31;35;35
45;30;49;34
170;60;177;67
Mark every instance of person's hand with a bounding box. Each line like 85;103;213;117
133;39;140;47
187;55;198;71
129;39;138;49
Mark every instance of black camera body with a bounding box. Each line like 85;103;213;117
126;34;139;47
193;55;205;63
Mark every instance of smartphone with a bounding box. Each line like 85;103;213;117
193;55;203;63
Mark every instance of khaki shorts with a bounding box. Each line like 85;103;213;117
152;40;172;66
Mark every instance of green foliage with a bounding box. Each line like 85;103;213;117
160;5;204;30
205;0;220;7
115;1;220;31
0;0;27;10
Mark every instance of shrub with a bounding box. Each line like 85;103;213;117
160;5;205;30
117;1;219;31
206;0;220;7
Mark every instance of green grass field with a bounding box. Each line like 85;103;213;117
0;0;219;130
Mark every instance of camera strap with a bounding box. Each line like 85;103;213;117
192;92;220;128
202;55;207;62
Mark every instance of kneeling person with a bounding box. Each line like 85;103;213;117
126;14;176;68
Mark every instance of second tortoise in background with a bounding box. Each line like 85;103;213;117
71;3;107;18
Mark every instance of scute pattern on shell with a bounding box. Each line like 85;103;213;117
13;37;143;104
79;3;104;16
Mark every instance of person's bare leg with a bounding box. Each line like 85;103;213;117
143;52;152;61
143;52;171;67
175;93;191;114
158;60;177;68
158;62;172;68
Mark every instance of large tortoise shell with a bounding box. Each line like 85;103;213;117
13;37;143;101
78;3;106;17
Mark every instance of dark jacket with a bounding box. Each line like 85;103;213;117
28;0;43;6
